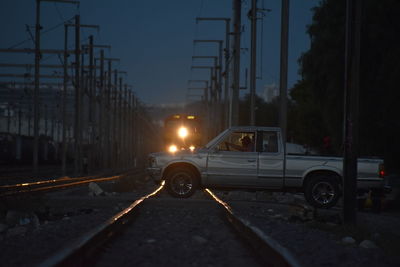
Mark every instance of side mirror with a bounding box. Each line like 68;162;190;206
210;146;219;153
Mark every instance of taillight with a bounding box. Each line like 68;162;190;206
379;163;385;178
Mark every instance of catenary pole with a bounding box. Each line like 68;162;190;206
35;0;80;174
99;50;105;168
195;18;231;128
343;0;362;225
62;25;68;175
231;0;241;127
33;0;41;174
249;0;257;126
74;15;81;175
279;0;289;182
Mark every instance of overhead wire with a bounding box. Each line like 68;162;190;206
8;17;75;49
54;2;67;21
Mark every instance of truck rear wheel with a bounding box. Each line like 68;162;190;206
305;175;340;209
165;167;198;198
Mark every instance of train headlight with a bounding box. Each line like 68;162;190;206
178;127;188;138
168;145;178;153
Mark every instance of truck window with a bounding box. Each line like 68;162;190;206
261;131;278;153
216;131;255;152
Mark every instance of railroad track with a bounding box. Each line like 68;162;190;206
0;169;142;197
40;185;301;267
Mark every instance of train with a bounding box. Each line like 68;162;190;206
163;114;203;152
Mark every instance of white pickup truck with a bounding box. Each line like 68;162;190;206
147;126;385;208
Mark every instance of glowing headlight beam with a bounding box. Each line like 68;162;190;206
168;145;178;153
178;127;188;138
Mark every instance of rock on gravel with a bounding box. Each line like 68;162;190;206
6;226;28;237
192;235;208;245
88;182;104;196
359;240;378;249
6;210;23;226
0;223;8;233
229;200;400;267
342;236;356;245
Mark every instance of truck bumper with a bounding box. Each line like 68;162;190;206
146;167;163;183
357;178;384;190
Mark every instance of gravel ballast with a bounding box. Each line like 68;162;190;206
1;179;399;266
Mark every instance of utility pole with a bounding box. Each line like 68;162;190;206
127;88;132;166
231;0;241;127
249;0;257;126
33;0;41;174
343;0;362;225
121;78;126;168
101;58;119;169
192;56;219;133
65;16;99;175
74;14;81;175
44;104;48;136
133;95;138;167
86;43;110;170
62;24;68;175
106;60;111;168
99;50;105;168
188;80;209;144
33;0;79;174
193;39;223;132
279;0;289;181
195;18;231;128
88;35;94;132
191;66;215;139
113;69;118;168
87;35;95;173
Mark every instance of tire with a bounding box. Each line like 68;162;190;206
304;175;340;209
165;167;199;198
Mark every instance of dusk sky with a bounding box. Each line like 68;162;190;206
0;0;320;106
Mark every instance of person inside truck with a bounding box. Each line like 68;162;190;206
226;135;254;152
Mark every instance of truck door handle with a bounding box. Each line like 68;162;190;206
247;159;256;162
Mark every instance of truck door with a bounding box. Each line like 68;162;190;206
206;130;258;187
257;131;284;188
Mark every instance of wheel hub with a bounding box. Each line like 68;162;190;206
171;173;193;195
312;181;335;204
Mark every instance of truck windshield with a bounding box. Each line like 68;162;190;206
204;129;229;149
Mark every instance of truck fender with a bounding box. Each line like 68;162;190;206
162;160;203;182
302;165;342;185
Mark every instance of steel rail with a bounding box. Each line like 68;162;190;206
0;166;66;177
205;188;302;267
40;182;165;267
0;169;142;197
0;169;136;189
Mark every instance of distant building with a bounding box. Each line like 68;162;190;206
263;83;279;103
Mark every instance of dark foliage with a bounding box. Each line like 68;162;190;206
290;0;400;172
239;94;279;127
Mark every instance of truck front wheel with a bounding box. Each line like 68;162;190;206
305;175;340;209
165;167;198;198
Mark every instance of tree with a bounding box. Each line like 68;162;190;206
290;0;400;171
239;94;279;127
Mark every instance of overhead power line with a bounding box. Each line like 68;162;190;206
8;16;75;49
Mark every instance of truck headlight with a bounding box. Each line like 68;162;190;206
168;145;178;153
